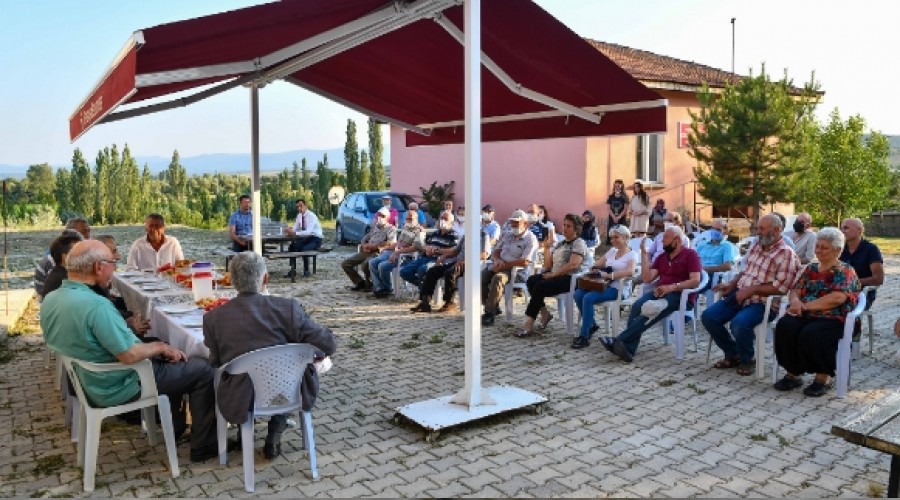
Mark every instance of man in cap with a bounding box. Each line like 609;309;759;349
374;194;399;227
402;210;459;300
480;209;539;326
341;207;398;291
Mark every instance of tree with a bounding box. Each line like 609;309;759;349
93;149;109;223
291;161;301;190
70;148;93;218
315;157;333;218
344;119;360;192
120;145;141;222
359;150;370;191
300;158;311;190
22;163;55;205
687;66;820;225
54;167;71;219
794;109;891;225
368;118;386;190
165;150;187;202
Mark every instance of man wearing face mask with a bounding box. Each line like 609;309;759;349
401;211;459;297
789;212;816;265
341;207;397;291
481;204;501;250
480;210;539;326
695;221;737;293
599;226;702;362
452;206;466;236
369;211;426;298
647;211;691;262
702;214;801;376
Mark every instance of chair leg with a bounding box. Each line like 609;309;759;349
216;409;229;465
82;414;103;492
755;326;766;379
156;396;180;478
868;314;875;356
142;407;159;446
504;287;513;321
301;411;318;480
76;405;88;467
241;420;256;492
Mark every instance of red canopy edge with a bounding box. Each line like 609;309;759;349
69;39;141;142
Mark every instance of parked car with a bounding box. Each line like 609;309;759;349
335;191;418;244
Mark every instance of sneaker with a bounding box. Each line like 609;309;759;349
438;302;458;313
571;336;590;349
350;281;366;291
362;281;373;292
263;441;282;460
611;338;633;363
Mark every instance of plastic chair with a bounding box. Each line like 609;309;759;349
772;293;867;399
60;355;179;492
214;344;319;492
598;268;639;336
504;249;540;321
752;295;786;379
391;252;418;300
553;272;585;335
658;270;709;360
859;285;878;355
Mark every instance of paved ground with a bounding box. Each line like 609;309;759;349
2;250;900;497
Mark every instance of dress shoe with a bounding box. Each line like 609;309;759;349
410;301;432;313
373;289;392;298
263;441;282;460
350;281;367;291
190;438;239;463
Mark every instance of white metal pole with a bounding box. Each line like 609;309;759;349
250;85;262;255
451;0;493;408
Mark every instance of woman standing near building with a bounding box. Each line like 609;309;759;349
628;181;651;236
606;180;628;245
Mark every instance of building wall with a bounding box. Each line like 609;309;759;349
388;88;762;231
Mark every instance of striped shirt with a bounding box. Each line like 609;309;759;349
736;237;800;304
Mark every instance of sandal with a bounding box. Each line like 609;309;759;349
712;356;740;369
736;362;755;376
803;378;832;397
515;329;535;338
538;313;554;330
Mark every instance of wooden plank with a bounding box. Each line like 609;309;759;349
832;391;900;446
868;418;900;456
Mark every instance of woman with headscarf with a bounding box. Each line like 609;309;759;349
581;210;600;267
649;199;667;236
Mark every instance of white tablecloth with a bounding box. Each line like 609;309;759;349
112;272;235;318
151;307;210;359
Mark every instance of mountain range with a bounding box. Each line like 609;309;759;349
0;146;389;178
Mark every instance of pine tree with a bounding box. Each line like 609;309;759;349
315;159;333;217
368;118;386;190
344;119;359;192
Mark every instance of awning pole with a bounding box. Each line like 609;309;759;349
450;0;493;409
250;85;262;255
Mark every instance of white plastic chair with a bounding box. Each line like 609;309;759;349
772;293;867;399
659;270;709;360
214;344;319;492
553;272;585;335
60;355;179;492
504;249;540;321
598;267;640;336
391;252;418;300
753;295;786;379
859;285;878;355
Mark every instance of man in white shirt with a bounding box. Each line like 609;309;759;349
788;212;816;264
284;199;323;278
127;214;184;271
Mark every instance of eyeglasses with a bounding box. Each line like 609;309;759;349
100;259;118;266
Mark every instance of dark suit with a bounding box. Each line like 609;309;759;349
203;292;337;442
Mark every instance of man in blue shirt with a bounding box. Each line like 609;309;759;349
40;240;221;462
228;194;253;252
695;225;737;292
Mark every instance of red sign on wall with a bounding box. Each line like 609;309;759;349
677;121;705;148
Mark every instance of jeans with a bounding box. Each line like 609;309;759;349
288;236;322;272
399;256;436;288
617;291;681;357
700;290;767;364
152;357;216;453
368;252;395;293
573;286;619;338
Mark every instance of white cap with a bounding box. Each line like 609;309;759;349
376;207;391;217
508;209;527;221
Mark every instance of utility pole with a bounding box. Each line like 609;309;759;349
731;18;736;74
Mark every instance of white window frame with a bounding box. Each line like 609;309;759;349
635;134;663;184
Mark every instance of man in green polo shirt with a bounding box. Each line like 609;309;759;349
40;239;221;462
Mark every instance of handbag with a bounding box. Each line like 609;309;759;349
576;272;608;292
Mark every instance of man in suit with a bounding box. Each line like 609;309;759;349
203;251;337;459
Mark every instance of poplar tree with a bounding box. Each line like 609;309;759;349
368;118;386;190
70;148;93;218
93;149;109;223
54;168;71;219
359;150;370;191
344;119;359;192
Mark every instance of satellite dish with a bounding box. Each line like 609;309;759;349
328;186;346;205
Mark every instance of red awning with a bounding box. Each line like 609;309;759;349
70;0;666;144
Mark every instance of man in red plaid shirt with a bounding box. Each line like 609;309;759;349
702;214;801;376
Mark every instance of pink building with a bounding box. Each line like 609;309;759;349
390;40;742;231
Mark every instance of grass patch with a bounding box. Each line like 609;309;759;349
33;455;66;477
867;480;885;498
348;337;365;349
749;433;768;441
429;332;445;344
686;383;707;395
411;333;421;340
400;341;420;349
869;236;900;255
658;379;677;387
452;370;464;377
0;340;16;365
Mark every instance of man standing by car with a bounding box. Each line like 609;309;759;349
228;194;253;252
371;194;398;227
284;199;323;278
341;207;397;291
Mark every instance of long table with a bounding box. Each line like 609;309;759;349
111;272;234;318
151;306;210;359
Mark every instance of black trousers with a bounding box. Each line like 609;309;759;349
524;273;572;319
774;315;845;377
420;262;463;302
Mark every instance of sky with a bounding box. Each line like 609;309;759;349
1;0;898;168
